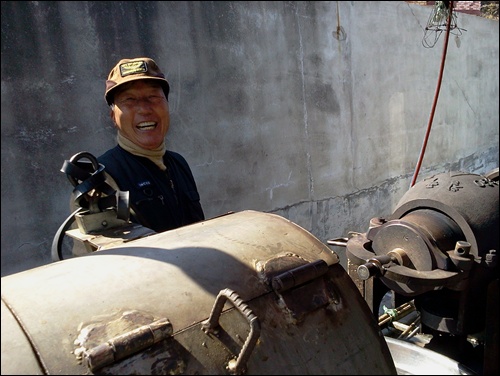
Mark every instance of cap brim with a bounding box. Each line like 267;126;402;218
105;77;170;105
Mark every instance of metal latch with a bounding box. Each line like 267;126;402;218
83;318;172;372
271;259;329;293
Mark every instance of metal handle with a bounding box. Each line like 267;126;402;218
66;151;101;187
201;288;260;375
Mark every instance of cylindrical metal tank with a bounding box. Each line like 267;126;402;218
1;210;396;375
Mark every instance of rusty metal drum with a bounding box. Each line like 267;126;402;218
1;210;396;375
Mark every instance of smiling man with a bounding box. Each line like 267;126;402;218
98;57;205;232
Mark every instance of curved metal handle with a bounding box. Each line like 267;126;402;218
201;288;260;375
67;151;101;187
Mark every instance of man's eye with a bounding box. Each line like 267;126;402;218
116;96;164;108
124;98;138;105
148;96;163;103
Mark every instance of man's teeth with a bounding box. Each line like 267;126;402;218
137;122;156;130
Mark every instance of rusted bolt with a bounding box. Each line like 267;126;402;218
454;241;471;256
485;250;497;268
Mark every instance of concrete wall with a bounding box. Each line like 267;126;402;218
1;1;498;276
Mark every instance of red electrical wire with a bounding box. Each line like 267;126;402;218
410;1;454;187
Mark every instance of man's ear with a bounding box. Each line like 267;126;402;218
110;108;118;128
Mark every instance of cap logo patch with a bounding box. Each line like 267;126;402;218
120;61;148;77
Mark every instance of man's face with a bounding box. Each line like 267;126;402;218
111;80;170;150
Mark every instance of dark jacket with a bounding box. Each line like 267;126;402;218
98;145;204;232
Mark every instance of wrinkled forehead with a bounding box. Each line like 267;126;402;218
113;79;164;96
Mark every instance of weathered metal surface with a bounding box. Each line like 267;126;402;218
345;170;498;296
391;171;499;262
1;210;396;375
338;170;498;374
1;300;44;375
385;337;474;375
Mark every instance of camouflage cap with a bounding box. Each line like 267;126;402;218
104;57;170;105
